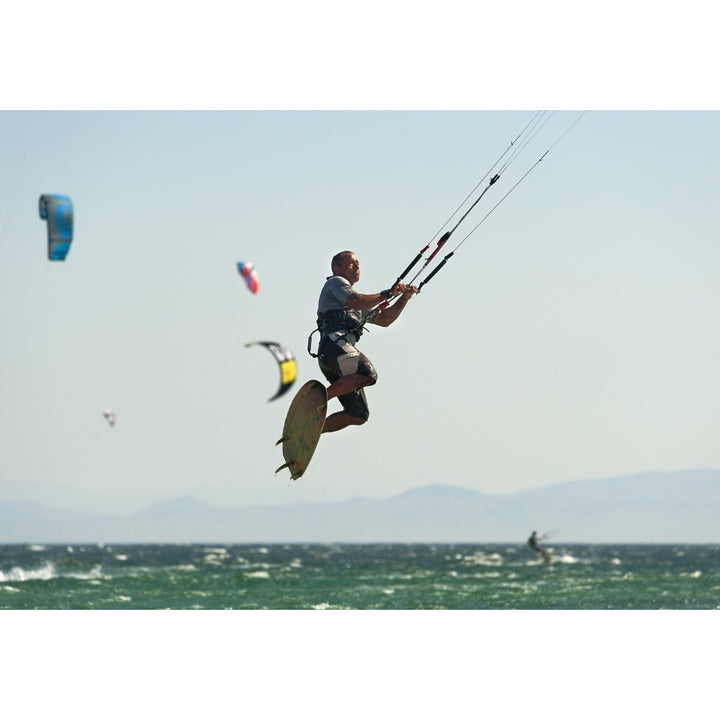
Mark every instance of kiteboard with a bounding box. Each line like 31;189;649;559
275;379;327;480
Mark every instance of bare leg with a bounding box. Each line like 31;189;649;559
326;372;374;400
322;410;367;433
322;372;374;434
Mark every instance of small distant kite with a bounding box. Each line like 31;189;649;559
39;194;74;261
102;409;116;427
245;341;298;401
237;261;259;294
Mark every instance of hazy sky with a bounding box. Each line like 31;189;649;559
3;4;720;517
2;108;719;514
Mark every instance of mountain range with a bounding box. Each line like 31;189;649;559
1;469;719;544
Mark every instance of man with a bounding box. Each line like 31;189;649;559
316;250;416;434
528;531;553;563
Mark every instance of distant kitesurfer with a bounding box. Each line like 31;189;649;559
316;251;417;434
528;530;552;563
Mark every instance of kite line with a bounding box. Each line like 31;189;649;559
374;111;587;315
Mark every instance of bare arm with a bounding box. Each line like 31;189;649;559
346;282;413;311
369;286;417;327
346;291;391;312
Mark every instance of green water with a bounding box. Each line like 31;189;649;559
2;543;719;609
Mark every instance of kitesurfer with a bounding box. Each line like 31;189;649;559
528;531;552;563
316;251;416;434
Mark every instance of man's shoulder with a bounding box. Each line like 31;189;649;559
324;275;351;289
318;274;354;313
321;275;354;298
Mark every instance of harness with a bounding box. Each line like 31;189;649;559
307;307;373;358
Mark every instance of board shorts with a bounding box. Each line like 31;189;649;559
317;332;377;420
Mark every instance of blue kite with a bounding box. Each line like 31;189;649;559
39;194;74;261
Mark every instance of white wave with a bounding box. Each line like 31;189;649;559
0;561;57;582
0;562;111;583
681;570;702;578
242;562;272;571
28;544;46;552
244;570;270;579
65;565;106;581
461;551;503;567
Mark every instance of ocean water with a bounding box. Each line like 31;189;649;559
1;542;719;609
